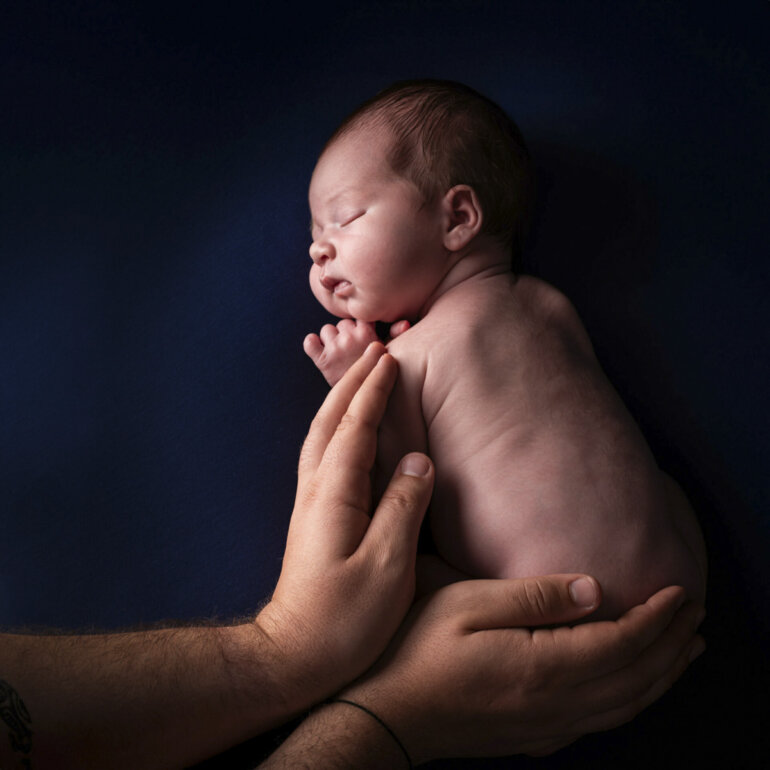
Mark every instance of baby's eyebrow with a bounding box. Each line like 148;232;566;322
327;187;356;205
308;187;362;234
308;192;351;233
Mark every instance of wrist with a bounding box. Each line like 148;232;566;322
340;684;430;766
261;700;411;769
216;620;309;731
250;602;334;718
328;699;412;769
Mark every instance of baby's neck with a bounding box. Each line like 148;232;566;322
418;245;512;319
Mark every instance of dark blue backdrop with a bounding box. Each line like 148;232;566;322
1;1;767;766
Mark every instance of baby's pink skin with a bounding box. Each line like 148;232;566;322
307;127;451;327
302;125;706;619
377;273;706;619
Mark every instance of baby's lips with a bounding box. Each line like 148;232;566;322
320;275;339;291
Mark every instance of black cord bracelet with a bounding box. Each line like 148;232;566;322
330;698;413;769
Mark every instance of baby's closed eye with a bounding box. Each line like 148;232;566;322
339;210;365;227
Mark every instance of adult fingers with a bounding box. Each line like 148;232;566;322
573;633;704;738
568;601;705;732
552;586;690;684
296;352;399;558
315;352;398;491
297;342;387;481
524;736;580;757
448;574;602;631
360;453;435;570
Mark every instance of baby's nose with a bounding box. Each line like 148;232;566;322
309;239;334;265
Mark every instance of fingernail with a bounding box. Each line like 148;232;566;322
401;454;431;477
688;637;706;663
569;577;598;609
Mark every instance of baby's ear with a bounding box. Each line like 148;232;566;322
441;185;483;251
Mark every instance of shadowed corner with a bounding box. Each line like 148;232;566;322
522;140;660;295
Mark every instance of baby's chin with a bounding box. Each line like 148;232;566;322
315;289;408;324
320;298;382;324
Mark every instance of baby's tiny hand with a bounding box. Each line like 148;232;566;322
304;319;381;386
388;319;411;339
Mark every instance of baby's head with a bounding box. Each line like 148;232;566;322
325;80;532;256
308;79;532;323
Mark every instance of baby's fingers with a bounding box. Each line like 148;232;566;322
319;323;340;347
303;333;324;362
336;319;357;335
388;319;411;338
354;320;381;341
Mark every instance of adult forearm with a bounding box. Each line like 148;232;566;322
260;701;411;770
0;622;294;770
0;349;437;770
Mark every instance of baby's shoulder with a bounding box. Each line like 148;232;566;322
387;274;594;372
425;273;581;336
384;324;430;378
514;275;595;350
514;274;577;318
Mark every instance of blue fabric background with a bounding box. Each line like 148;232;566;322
1;1;767;766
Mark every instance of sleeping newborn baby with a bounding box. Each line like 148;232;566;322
303;79;706;619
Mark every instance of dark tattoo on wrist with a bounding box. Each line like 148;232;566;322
0;679;33;768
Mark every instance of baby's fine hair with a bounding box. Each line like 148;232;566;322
324;79;533;263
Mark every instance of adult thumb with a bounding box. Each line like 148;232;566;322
457;574;602;631
361;453;434;563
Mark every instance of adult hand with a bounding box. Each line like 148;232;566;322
341;576;705;765
256;342;435;712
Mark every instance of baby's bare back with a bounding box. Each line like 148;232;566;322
388;274;705;618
